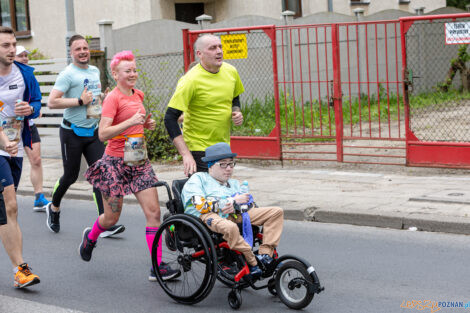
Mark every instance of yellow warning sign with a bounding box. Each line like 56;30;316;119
221;34;247;60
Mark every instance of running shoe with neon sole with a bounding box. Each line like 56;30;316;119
79;227;96;262
46;203;60;233
99;224;126;238
14;263;40;288
33;193;50;212
149;262;181;281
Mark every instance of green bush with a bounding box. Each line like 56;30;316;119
135;59;179;161
28;48;48;60
143;102;178;161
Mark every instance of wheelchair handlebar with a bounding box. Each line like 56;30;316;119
155;181;173;201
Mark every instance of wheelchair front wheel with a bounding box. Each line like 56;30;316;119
227;289;242;310
275;261;315;310
267;278;277;296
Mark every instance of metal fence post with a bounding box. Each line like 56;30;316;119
65;0;76;64
182;29;190;72
281;11;295;97
98;20;114;56
267;25;283;160
332;23;343;162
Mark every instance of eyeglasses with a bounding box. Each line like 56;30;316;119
216;161;236;169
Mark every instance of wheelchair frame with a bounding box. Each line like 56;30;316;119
152;180;324;310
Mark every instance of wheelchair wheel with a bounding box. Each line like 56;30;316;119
275;261;315;310
267;278;277;296
152;215;217;305
228;289;242;310
163;213;176;252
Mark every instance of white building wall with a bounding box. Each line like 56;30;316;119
19;0;152;59
17;0;448;59
311;0;446;16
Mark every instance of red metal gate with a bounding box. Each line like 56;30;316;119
182;13;470;167
182;26;282;160
276;20;406;165
401;13;470;168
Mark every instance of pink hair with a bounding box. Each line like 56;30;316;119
110;50;135;71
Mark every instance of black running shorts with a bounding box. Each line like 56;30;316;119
30;124;41;144
0;192;6;225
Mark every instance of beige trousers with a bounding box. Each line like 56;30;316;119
199;206;284;266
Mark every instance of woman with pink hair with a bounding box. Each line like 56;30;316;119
79;51;180;281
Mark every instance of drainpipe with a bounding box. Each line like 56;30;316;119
327;0;333;12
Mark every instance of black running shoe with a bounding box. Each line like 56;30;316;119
149;262;181;281
79;227;96;262
46;203;60;233
99;224;126;238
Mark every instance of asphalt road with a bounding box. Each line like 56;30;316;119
0;196;469;313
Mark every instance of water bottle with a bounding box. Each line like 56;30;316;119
240;181;249;212
15;100;24;121
240;181;249;194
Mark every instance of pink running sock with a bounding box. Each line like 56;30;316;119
88;218;107;242
146;227;161;265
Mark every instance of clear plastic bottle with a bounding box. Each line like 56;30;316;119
240;181;249;212
16;100;24;121
240;181;249;194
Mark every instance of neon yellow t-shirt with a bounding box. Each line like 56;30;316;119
168;62;244;151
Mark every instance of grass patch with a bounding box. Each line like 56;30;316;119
232;88;470;139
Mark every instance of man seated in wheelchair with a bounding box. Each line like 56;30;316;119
181;142;284;278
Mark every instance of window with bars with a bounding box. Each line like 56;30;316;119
175;3;204;24
0;0;30;37
282;0;302;18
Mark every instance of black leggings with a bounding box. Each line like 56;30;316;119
52;127;105;215
191;151;208;173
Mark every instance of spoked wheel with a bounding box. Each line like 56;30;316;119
227;289;242;310
275;261;315;310
152;215;217;305
163;213;177;252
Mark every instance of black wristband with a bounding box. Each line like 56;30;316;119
78;98;84;106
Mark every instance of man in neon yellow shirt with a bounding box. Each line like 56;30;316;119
165;34;244;175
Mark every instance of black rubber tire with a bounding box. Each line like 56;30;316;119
173;214;218;302
152;215;217;305
228;289;242;310
275;261;315;310
163;213;177;251
267;278;277;296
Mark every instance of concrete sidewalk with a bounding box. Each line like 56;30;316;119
16;156;470;236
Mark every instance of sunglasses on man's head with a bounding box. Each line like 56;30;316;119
215;161;236;168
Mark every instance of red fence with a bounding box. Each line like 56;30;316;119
183;26;282;160
182;12;470;168
401;13;470;168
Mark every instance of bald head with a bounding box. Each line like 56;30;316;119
194;34;223;74
194;34;220;53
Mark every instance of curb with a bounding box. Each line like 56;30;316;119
313;209;470;235
16;188;470;235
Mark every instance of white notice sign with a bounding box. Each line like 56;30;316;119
445;21;470;45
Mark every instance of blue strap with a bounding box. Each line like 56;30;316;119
242;212;253;247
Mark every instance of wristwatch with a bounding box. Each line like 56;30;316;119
78;98;84;106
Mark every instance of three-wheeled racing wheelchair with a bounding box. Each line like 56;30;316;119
152;180;324;310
